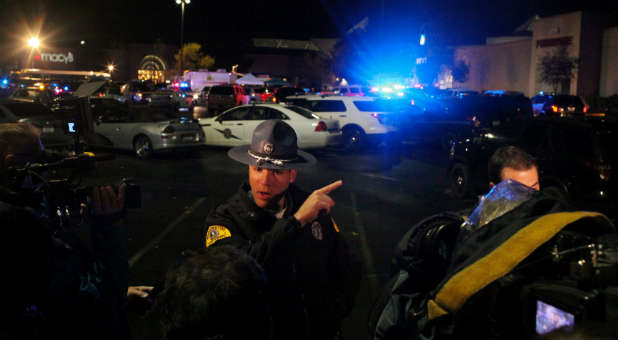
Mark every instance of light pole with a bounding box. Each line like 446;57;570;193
176;0;190;77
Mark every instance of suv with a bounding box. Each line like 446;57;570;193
531;94;587;116
207;84;246;114
447;116;615;219
332;85;366;97
284;95;398;151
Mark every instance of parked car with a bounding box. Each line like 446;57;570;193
195;85;214;106
73;80;125;102
8;86;54;107
274;86;305;103
531;94;588;116
207;84;247;115
247;86;275;103
332;85;366;97
403;94;533;150
198;103;340;149
447;116;616;219
89;98;204;158
284;95;398;151
0;99;75;149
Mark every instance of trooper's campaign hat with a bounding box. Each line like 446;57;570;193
228;119;316;169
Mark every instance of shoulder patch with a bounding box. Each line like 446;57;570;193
205;225;232;247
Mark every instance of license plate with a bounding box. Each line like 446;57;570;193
42;126;55;133
567;106;575;112
182;135;194;141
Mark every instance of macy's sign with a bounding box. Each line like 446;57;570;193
34;52;74;64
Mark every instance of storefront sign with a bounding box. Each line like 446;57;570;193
34;51;75;64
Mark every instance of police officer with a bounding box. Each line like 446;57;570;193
203;120;361;339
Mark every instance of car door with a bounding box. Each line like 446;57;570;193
209;106;252;146
92;101;131;148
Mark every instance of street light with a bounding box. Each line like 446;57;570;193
175;0;191;76
27;37;40;68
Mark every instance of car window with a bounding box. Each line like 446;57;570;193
250;107;287;120
349;87;360;94
307;100;346;112
219;107;251;120
133;108;178;122
101;109;130;123
287;98;309;108
211;86;234;95
91;99;130;116
353;101;384;112
286;105;317;119
553;95;583;107
340;88;348;94
1;102;53;117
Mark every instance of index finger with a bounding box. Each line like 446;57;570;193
316;180;343;195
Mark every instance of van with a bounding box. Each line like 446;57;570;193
207;84;246;114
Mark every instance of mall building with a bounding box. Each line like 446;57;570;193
448;11;617;97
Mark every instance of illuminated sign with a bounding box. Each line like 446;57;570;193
34;52;75;64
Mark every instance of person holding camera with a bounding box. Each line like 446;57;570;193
371;145;616;339
0;123;130;339
203;120;361;339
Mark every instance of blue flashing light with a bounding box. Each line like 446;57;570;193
51;82;58;87
396;92;404;97
539;91;544;95
180;82;189;88
381;87;393;93
1;79;8;85
63;86;70;91
20;84;25;88
420;34;426;46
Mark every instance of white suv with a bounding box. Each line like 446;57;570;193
284;95;398;150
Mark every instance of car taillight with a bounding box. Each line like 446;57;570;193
371;113;385;124
163;126;175;134
410;99;415;106
583;105;588;113
551;105;559;113
315;121;327;132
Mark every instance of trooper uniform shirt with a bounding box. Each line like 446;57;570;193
203;182;361;339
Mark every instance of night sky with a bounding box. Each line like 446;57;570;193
1;0;616;63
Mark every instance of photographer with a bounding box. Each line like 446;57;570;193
372;177;616;339
0;123;129;339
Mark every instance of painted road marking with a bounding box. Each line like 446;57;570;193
129;197;206;267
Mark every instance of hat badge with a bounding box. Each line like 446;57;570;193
263;143;274;155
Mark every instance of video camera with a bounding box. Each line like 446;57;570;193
5;131;141;234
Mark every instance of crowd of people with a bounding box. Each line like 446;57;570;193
0;120;615;340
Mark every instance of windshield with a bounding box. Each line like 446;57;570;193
133;107;179;122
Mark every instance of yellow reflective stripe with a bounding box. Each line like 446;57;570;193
428;211;602;321
205;225;232;247
331;217;340;233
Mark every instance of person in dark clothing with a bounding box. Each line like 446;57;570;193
0;123;129;339
150;245;271;340
203;120;361;339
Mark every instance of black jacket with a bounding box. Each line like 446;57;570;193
0;185;128;340
204;182;361;339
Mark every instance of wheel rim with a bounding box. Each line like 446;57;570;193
343;129;363;150
135;137;151;157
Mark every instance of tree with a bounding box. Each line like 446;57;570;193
451;60;469;84
538;45;578;93
174;43;215;73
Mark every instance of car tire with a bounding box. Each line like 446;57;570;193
342;126;366;152
449;162;471;198
133;135;153;159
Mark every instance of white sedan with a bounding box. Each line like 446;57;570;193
198;104;341;149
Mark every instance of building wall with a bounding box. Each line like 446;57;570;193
528;11;583;96
600;26;618;96
453;39;531;94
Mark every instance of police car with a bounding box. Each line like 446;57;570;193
198;103;341;149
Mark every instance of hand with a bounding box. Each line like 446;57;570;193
92;184;126;216
294;180;342;227
127;286;154;299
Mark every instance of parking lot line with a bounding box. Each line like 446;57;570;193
129;197;206;268
360;172;399;183
351;192;379;292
